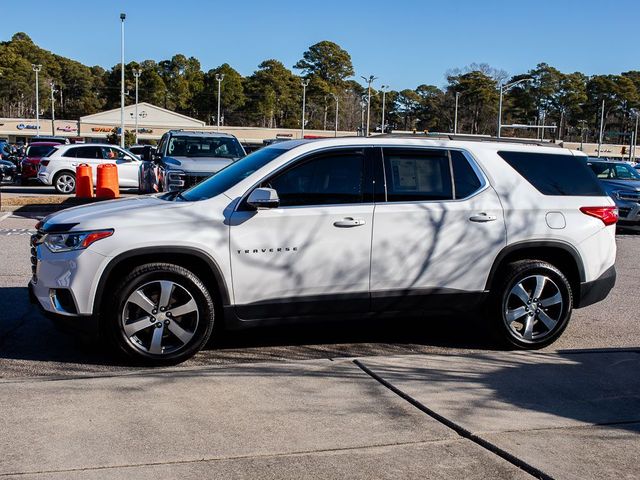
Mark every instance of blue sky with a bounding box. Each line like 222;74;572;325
2;0;639;90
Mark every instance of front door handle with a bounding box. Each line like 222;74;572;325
333;217;366;227
469;213;497;223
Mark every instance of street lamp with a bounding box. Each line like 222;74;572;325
132;69;142;144
380;85;388;134
300;78;309;138
49;81;57;135
497;77;531;139
360;75;377;136
31;64;42;136
454;91;460;134
120;12;126;148
330;93;339;138
359;97;368;136
630;109;639;161
597;99;605;158
215;73;225;132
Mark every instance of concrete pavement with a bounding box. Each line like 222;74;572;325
1;350;638;479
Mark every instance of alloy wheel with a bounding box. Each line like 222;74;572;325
121;280;200;355
56;174;75;193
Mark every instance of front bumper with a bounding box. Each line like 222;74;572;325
575;265;616;308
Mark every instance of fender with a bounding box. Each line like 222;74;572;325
92;246;231;314
485;240;585;290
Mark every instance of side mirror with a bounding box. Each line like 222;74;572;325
247;187;280;209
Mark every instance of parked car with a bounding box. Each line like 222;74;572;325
37;144;142;193
587;159;640;230
20;142;58;185
0;159;17;183
0;140;12;160
29;136;70;145
139;130;245;193
30;138;617;365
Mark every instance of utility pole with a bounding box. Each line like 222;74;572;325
31;64;42;137
380;85;388;134
300;78;309;139
120;13;126;148
330;93;339;138
633;112;639;161
597;99;605;158
49;81;56;135
215;73;225;132
454;91;460;134
133;69;141;144
360;75;377;136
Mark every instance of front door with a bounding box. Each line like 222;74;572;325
229;147;374;319
102;146;140;187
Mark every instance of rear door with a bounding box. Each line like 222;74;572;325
101;146;140;187
68;146;104;182
370;147;506;312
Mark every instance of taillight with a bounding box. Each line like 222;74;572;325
41;160;50;166
580;206;618;226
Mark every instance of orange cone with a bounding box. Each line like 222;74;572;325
75;164;94;198
96;164;119;199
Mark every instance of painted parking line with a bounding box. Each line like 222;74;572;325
0;212;11;224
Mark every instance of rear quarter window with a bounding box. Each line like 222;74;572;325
498;151;605;196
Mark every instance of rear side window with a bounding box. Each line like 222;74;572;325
451;150;482;198
382;149;453;202
62;148;78;158
498;151;605;196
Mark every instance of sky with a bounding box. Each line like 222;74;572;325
2;0;639;91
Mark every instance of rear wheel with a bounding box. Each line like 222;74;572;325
53;171;76;194
107;263;215;365
490;260;572;349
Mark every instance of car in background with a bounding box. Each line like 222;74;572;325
20;142;58;185
29;136;70;145
0;159;17;183
139;130;246;193
587;159;640;230
38;144;142;194
128;144;155;159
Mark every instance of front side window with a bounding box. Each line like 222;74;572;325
589;162;640;181
263;150;365;207
382;149;453;202
101;147;128;160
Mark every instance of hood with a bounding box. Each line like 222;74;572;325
599;179;640;192
164;156;235;174
40;195;190;231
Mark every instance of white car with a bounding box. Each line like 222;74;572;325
38;144;141;194
30;137;617;365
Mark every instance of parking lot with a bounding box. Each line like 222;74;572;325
1;209;639;479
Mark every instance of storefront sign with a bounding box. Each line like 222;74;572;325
16;123;40;130
57;125;77;132
91;127;112;132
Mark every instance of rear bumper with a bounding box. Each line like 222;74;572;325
576;265;616;308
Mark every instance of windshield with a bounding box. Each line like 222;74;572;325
589;162;640;181
26;145;55;158
178;147;288;201
167;135;244;159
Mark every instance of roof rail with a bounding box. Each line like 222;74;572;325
376;132;561;147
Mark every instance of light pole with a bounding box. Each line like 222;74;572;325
632;111;639;161
359;97;367;136
597;99;605;158
133;69;141;144
120;12;126;148
300;78;309;138
49;81;57;135
454;91;460;134
330;93;339;137
578;120;587;152
360;75;377;136
31;64;42;137
214;73;225;132
497;77;531;139
380;85;388;134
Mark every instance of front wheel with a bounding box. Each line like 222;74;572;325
107;263;215;365
53;171;76;194
490;260;573;349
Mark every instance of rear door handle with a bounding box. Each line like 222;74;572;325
469;213;497;223
333;217;366;227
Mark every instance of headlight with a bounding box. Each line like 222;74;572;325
44;229;113;253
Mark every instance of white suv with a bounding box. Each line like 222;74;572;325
29;138;617;364
38;144;141;193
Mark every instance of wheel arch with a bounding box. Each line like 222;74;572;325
485;241;585;297
93;246;231;318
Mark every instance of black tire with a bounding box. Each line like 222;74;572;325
53;171;76;194
106;263;215;365
489;260;573;349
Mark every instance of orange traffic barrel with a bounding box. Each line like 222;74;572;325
75;164;94;198
96;164;119;199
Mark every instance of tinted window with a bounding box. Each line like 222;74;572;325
383;149;452;202
264;151;364;207
588;162;640;180
167;135;244;159
451;150;482;198
62;147;78;158
73;146;104;159
499;151;605;196
26;145;54;158
180;147;287;201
